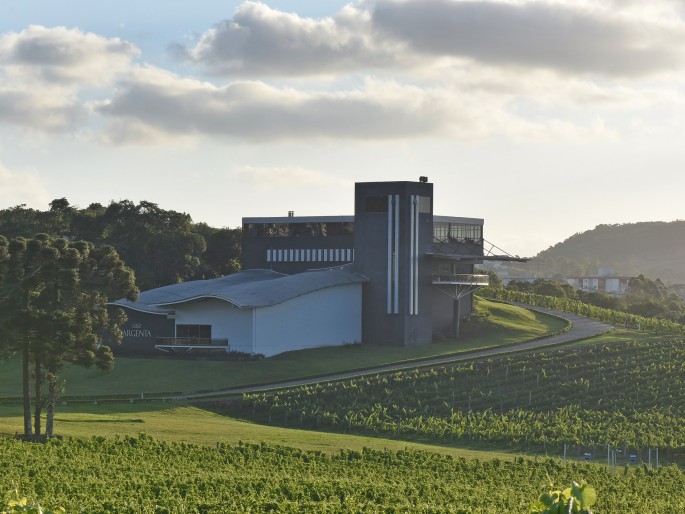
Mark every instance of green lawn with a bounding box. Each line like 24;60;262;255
0;298;569;398
0;401;519;462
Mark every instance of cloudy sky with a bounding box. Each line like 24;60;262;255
2;0;684;257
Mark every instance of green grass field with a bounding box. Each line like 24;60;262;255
0;298;569;398
0;299;574;463
0;401;520;463
4;297;681;513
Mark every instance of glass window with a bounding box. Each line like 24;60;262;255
418;196;431;213
433;223;449;241
176;324;212;339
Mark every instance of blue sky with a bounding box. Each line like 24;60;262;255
1;0;685;257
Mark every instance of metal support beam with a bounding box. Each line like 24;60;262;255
434;283;486;339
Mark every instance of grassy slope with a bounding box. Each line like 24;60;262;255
0;300;571;462
0;402;518;462
0;298;568;397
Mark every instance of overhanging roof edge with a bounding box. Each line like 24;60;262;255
427;253;528;263
152;294;244;309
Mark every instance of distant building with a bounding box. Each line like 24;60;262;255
108;179;521;356
566;271;632;295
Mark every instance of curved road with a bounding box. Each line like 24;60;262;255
181;303;614;400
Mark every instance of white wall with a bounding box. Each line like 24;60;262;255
174;299;255;354
171;283;363;357
605;278;620;294
255;284;362;357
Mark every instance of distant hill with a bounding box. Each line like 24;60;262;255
516;221;685;284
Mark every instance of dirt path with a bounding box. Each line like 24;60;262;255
181;304;614;400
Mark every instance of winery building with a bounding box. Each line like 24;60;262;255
109;179;516;356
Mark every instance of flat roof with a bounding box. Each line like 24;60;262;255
434;215;484;225
243;216;354;224
243;215;483;225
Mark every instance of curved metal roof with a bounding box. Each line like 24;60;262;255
109;267;367;311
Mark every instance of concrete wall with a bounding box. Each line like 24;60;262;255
172;284;362;357
353;181;433;346
174;298;255;354
255;283;362;356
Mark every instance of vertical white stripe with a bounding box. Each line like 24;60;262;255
414;196;420;315
394;194;399;314
387;194;393;314
266;249;271;263
409;195;415;315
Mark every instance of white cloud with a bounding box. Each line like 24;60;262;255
96;68;646;144
0;25;138;85
1;4;683;145
0;88;86;132
180;0;685;78
176;1;406;77
96;73;495;142
0;163;51;209
0;25;138;132
371;0;685;77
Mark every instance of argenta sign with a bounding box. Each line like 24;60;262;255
122;323;152;338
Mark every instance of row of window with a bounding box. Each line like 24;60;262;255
176;324;211;339
266;248;354;263
433;223;483;242
243;222;354;238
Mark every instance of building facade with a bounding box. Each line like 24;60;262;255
109;179;493;356
241;180;489;348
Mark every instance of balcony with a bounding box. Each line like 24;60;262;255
432;273;490;286
154;337;230;353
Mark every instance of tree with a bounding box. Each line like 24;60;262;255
194;224;242;278
0;199;243;290
0;235;137;437
48;198;71;213
531;279;567;298
97;200;207;289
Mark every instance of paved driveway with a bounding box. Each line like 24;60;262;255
181;303;614;400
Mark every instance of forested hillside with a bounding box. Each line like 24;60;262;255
0;199;242;290
518;221;685;284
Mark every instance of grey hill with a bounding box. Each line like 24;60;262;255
521;221;685;285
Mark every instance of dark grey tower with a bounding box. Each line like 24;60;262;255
352;180;433;346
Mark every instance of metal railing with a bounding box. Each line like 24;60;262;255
155;337;229;347
432;273;490;286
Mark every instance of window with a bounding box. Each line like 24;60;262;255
434;223;449;241
326;222;354;236
451;224;483;241
418;196;431;213
434;222;483;242
176;324;211;339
